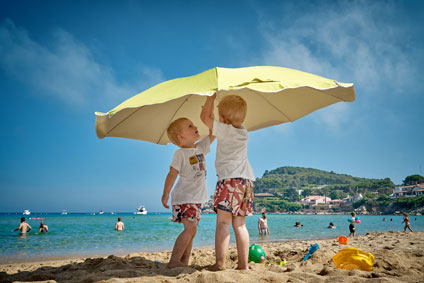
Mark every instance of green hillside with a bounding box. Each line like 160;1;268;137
255;166;394;196
253;166;396;212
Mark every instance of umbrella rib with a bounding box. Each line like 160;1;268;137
105;106;145;137
156;95;192;144
313;87;345;101
256;92;293;122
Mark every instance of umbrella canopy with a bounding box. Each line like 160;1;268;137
95;66;355;145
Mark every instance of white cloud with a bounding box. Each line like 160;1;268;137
0;19;164;109
256;1;421;130
312;102;351;132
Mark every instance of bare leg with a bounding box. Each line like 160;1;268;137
181;236;194;265
210;209;232;270
168;219;197;268
232;216;249;270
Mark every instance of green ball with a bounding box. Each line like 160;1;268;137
249;244;266;263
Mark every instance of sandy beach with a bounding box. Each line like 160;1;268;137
1;231;423;283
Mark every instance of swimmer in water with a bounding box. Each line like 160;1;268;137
11;217;32;235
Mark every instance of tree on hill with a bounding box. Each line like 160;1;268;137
403;175;424;186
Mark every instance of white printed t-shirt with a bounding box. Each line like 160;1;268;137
212;120;255;181
170;136;210;205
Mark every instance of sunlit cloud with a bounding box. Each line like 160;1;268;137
259;1;419;91
256;1;422;130
0;19;164;109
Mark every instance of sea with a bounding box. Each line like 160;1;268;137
1;213;423;263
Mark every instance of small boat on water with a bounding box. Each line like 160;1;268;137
61;210;68;215
134;205;147;215
23;210;31;215
99;210;104;215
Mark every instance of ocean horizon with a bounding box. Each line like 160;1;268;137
1;213;423;263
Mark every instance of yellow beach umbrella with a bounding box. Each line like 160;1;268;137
95;66;355;145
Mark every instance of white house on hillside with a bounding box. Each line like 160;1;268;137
343;193;363;203
389;183;424;199
301;195;331;206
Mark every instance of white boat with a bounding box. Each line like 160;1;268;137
99;210;104;215
134;206;147;215
23;210;30;215
61;210;68;215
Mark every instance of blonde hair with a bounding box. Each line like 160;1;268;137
167;118;188;146
218;95;247;125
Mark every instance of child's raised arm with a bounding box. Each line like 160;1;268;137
161;167;179;209
208;129;216;144
201;93;216;130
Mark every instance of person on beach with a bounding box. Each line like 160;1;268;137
402;213;413;232
38;221;48;233
161;117;215;268
258;212;270;235
201;93;255;271
11;217;32;235
348;212;356;237
115;217;125;231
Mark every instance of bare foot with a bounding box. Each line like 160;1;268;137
207;263;225;271
167;261;188;269
236;266;249;270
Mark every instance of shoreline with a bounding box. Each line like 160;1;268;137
1;231;423;282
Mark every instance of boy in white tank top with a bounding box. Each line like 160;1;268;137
201;93;255;270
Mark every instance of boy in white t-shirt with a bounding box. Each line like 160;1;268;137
201;93;255;270
161;117;215;268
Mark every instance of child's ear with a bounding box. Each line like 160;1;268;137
176;134;183;144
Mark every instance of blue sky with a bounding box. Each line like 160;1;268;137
1;0;423;213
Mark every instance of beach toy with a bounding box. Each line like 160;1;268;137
279;259;287;266
248;244;266;263
301;243;319;261
356;219;361;224
337;235;348;245
265;260;287;267
347;217;360;223
333;248;374;271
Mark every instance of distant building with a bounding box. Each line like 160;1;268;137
312;203;331;211
343;193;363;203
389;183;424;199
301;195;331;206
328;199;345;207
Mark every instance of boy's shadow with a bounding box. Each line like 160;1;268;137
0;255;200;283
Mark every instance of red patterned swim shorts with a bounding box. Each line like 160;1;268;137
213;178;254;216
172;203;202;225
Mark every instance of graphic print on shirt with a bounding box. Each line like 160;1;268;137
190;153;206;178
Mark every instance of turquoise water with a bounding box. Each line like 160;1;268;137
1;213;423;262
